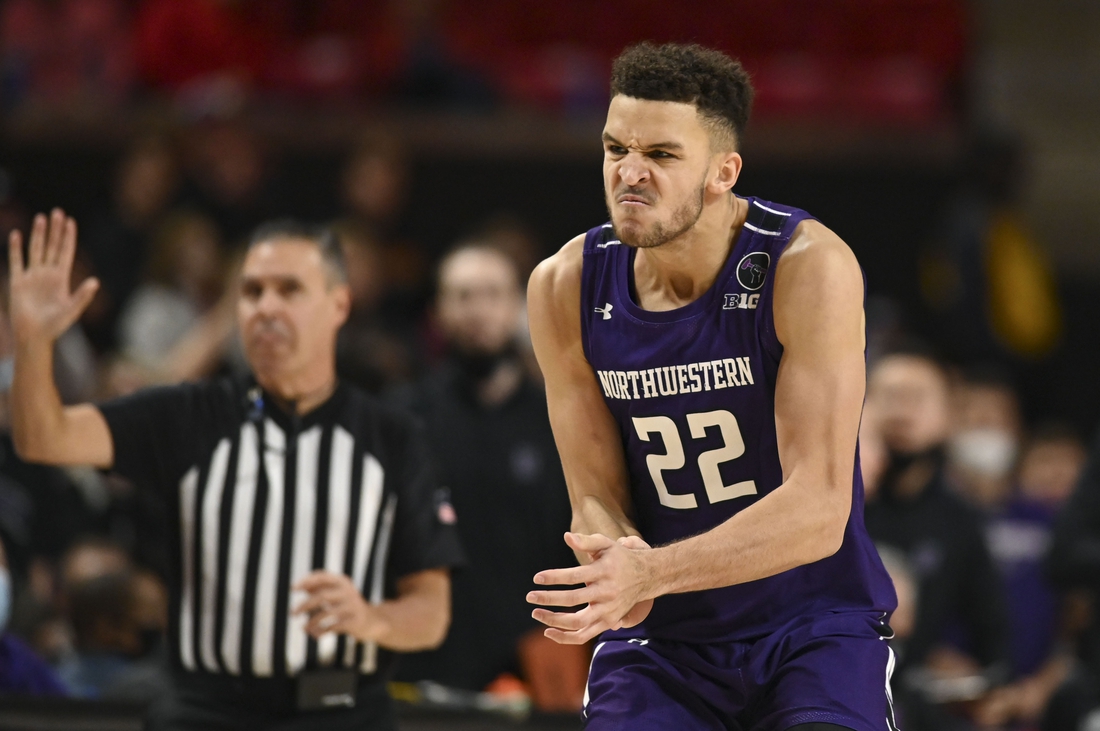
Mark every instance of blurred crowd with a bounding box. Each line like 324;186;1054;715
2;0;965;122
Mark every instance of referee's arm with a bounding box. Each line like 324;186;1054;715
293;569;450;651
8;210;114;469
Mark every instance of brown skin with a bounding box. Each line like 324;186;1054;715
525;96;866;644
7;212;449;652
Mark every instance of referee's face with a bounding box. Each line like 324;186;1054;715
238;238;350;396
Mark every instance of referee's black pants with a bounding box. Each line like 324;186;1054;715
148;673;396;731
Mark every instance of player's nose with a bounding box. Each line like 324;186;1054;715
617;155;651;187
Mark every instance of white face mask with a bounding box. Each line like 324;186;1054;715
949;429;1018;479
0;567;10;636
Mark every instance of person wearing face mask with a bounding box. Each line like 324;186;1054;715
946;368;1022;511
390;243;583;711
863;346;1011;725
0;535;67;697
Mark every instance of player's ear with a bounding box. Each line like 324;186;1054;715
709;151;742;194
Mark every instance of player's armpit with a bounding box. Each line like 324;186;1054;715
527;236;639;553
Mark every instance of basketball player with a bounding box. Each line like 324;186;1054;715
525;43;898;731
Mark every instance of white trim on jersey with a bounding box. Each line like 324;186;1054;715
582;641;608;717
752;200;793;217
886;646;899;731
742;221;784;236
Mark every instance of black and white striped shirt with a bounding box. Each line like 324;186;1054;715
99;377;462;686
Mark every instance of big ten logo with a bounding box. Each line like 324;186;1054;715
722;293;759;310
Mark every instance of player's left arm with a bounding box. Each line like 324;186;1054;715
529;221;866;643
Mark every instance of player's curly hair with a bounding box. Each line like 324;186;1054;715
610;42;754;150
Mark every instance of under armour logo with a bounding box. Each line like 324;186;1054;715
594;303;613;320
627;638;649;646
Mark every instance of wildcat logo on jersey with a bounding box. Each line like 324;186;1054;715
736;252;770;291
723;293;759;310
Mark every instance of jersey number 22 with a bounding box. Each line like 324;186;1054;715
632;410;757;509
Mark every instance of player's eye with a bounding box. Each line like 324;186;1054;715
278;280;302;297
607;145;627;156
649;150;673;159
241;282;262;299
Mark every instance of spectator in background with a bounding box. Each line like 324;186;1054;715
863;347;1010;725
81;135;182;352
973;425;1086;729
181;118;279;245
340;133;429;327
116;210;225;370
0;535;67;697
134;0;266;104
946;367;1022;511
946;370;1084;726
1045;425;1100;730
333;221;418;393
0;0;134;109
56;568;170;701
392;243;583;711
1;276;97;629
918;132;1062;432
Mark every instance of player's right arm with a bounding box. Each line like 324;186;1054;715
8;210;114;468
527;234;640;557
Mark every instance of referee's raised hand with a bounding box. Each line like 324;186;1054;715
8;208;100;347
7;208;113;469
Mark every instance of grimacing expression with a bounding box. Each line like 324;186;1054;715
238;239;349;378
603;96;714;249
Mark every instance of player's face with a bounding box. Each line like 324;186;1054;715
238;239;349;382
602;96;713;249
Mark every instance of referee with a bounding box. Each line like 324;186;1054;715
7;209;463;730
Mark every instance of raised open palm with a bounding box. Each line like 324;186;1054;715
8;209;99;346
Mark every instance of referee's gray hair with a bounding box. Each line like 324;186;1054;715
248;219;348;285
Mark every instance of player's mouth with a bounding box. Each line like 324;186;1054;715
617;194;652;208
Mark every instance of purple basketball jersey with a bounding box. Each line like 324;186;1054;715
580;196;897;644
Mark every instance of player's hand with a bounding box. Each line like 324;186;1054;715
8;210;99;347
293;571;388;643
527;532;655;645
615;535;655;628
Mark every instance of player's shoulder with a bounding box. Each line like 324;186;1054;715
776;218;862;290
528;232;586;311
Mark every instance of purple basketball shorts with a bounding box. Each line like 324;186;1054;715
582;611;898;731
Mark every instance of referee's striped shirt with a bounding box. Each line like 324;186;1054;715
98;377;462;685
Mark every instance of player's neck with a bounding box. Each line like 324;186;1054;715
633;195;748;311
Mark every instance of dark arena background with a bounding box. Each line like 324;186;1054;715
1;1;1099;730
